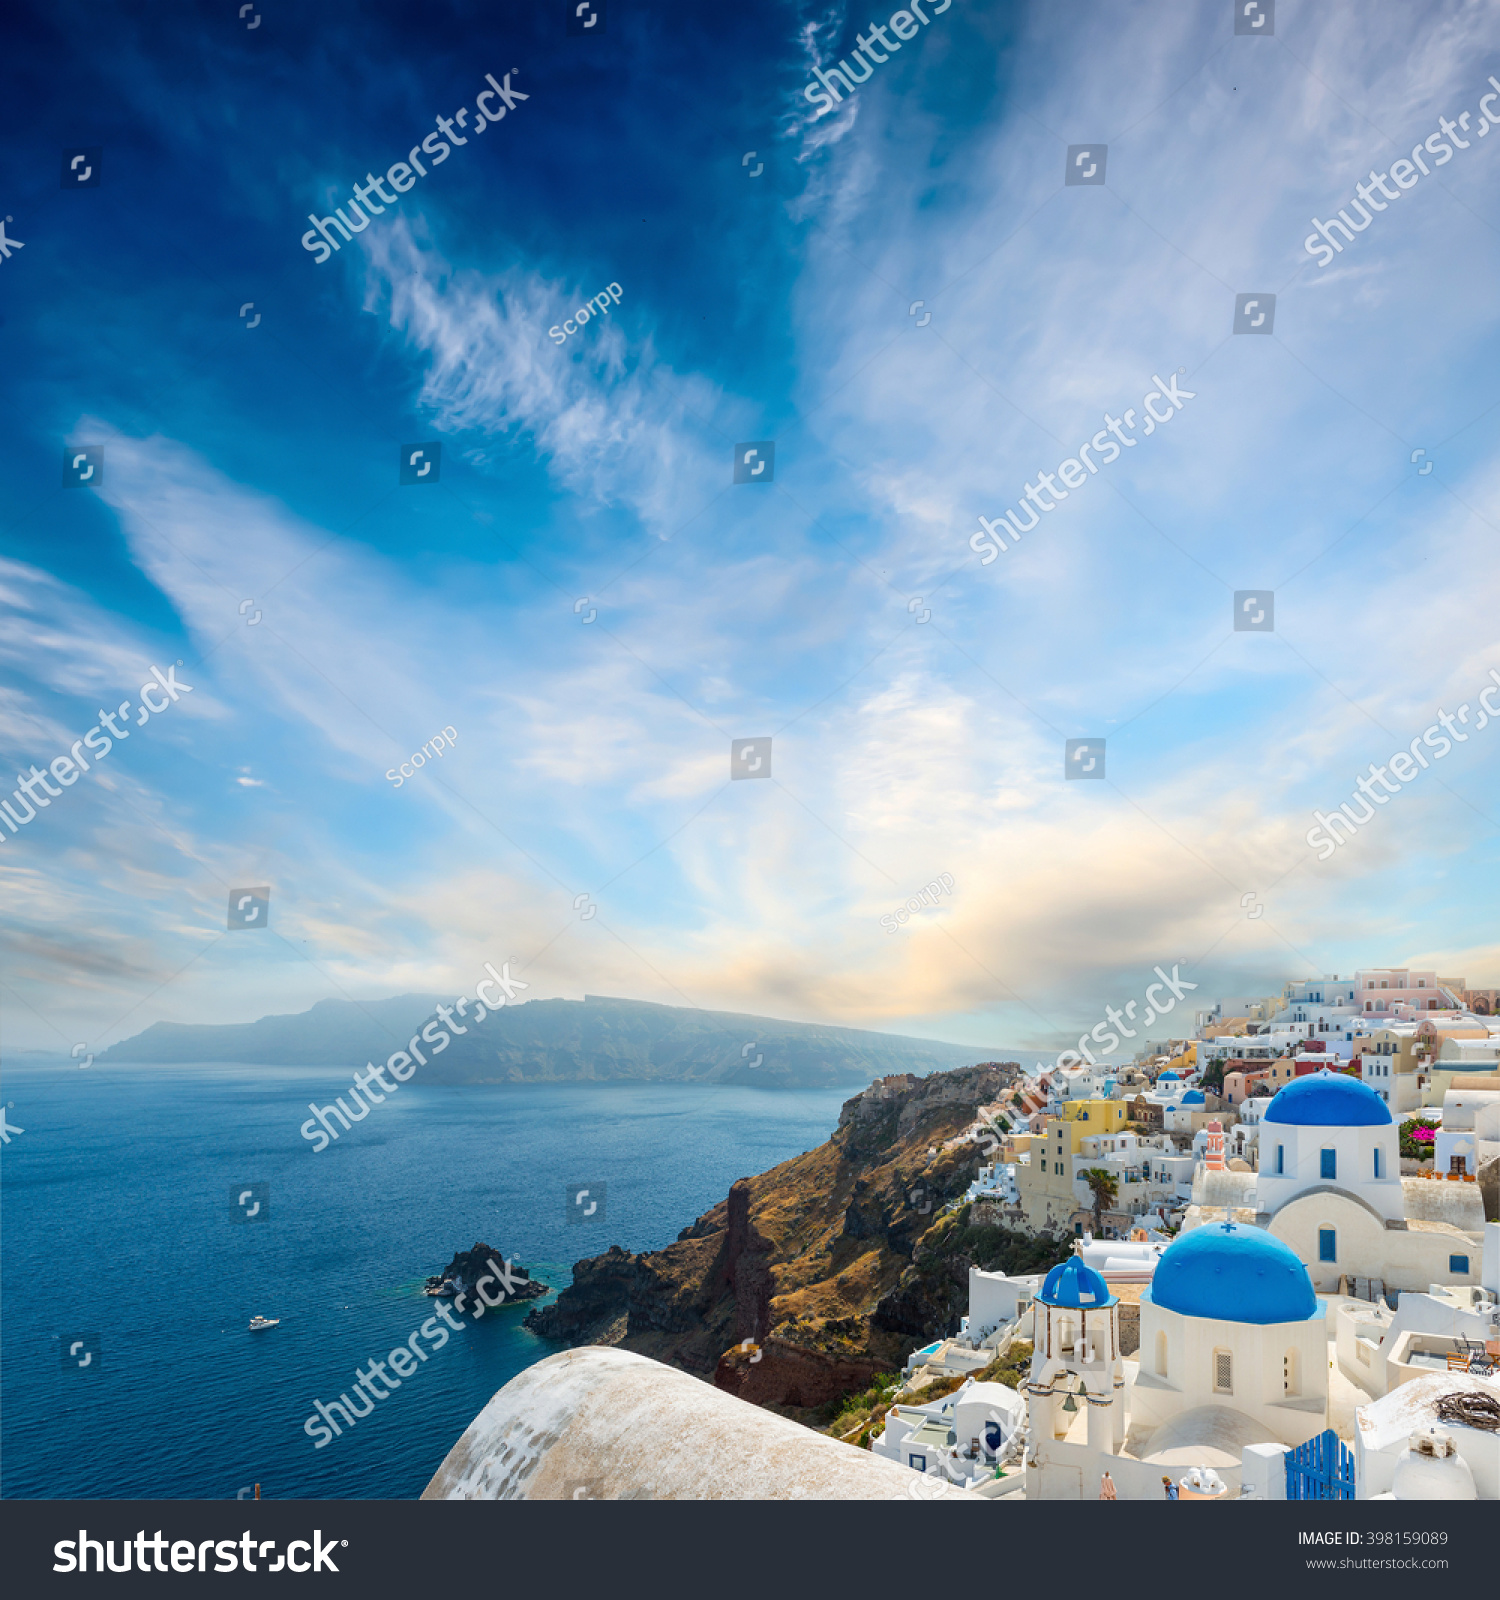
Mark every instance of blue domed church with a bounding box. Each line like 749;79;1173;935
1191;1069;1482;1296
1130;1222;1328;1450
1024;1258;1126;1463
1024;1223;1329;1499
1259;1070;1402;1222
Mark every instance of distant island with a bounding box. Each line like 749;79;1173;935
92;993;1012;1089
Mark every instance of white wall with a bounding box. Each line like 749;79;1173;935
967;1269;1037;1333
954;1384;1024;1460
1258;1119;1404;1222
1270;1192;1481;1295
1130;1302;1327;1447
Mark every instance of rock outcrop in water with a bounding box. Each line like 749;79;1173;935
524;1064;1066;1419
425;1243;549;1307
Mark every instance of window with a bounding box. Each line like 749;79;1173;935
1284;1349;1300;1396
1450;1255;1469;1274
1213;1349;1233;1393
908;1454;926;1471
1320;1148;1337;1180
1374;1148;1382;1179
1276;1144;1284;1175
1319;1228;1336;1263
1156;1330;1168;1378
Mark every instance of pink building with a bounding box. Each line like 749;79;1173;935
1352;968;1465;1015
1222;1059;1296;1105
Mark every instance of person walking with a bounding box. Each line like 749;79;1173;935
1162;1475;1178;1500
1099;1470;1116;1500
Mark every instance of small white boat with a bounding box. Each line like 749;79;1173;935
248;1315;280;1331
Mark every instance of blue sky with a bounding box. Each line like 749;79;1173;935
2;0;1498;1059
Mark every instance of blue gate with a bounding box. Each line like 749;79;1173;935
1285;1429;1355;1500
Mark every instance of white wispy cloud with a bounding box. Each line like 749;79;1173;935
361;219;728;539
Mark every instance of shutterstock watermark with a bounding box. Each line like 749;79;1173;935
0;665;192;844
1305;75;1500;267
299;961;527;1150
969;373;1196;564
54;1529;342;1574
302;1256;529;1448
803;1;955;119
301;70;530;263
1305;668;1500;859
1056;965;1197;1068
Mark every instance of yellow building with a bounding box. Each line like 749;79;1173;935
1158;1042;1197;1076
1015;1100;1128;1234
1201;1019;1251;1040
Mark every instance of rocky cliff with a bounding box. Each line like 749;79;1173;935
524;1064;1068;1418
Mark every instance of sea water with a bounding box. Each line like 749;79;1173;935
0;1064;852;1499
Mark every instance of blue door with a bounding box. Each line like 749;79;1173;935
1285;1429;1355;1500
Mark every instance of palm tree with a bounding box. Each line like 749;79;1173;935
1080;1167;1119;1237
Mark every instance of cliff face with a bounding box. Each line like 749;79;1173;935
525;1064;1064;1415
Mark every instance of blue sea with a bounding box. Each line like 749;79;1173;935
0;1064;854;1500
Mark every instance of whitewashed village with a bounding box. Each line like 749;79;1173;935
865;966;1500;1502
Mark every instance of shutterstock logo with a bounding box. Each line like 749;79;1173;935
61;147;101;188
229;1181;269;1223
60;1333;101;1372
1234;293;1275;334
1066;144;1106;185
568;1;606;33
1234;590;1274;631
566;1181;606;1224
1234;0;1274;35
733;441;774;483
731;738;771;779
64;445;103;486
228;887;270;929
1065;738;1105;779
400;442;441;484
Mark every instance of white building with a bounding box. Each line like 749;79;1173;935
1434;1078;1500;1178
964;1268;1040;1342
1257;1075;1404;1222
1068;1128;1183;1224
1073;1235;1165;1283
964;1161;1020;1206
1356;1028;1411;1105
872;1377;1025;1486
1187;1070;1485;1297
1023;1257;1127;1489
1144;1070;1193;1110
1354;1374;1500;1500
1334;1253;1500;1400
1022;1227;1332;1499
1131;1222;1329;1450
